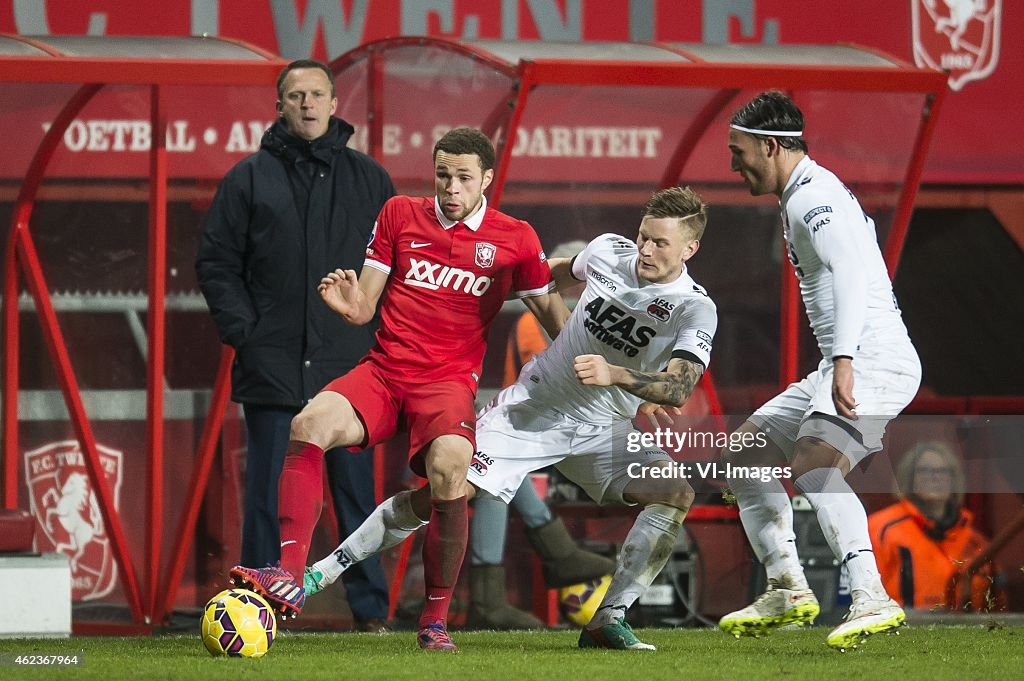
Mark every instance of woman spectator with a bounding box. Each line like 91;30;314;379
868;441;1003;611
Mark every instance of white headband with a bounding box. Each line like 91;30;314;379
730;123;804;137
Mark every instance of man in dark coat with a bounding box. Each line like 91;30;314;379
196;59;395;632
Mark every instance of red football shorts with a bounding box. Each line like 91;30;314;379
321;360;477;477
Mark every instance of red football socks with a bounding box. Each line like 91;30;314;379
277;440;325;578
418;496;469;627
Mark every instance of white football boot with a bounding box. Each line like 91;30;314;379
719;579;820;638
827;594;905;650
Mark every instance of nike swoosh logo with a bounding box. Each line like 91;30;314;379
427;595;445;601
460;421;474;430
410;241;432;248
280;540;297;547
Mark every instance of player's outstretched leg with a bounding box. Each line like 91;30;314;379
229;439;327;618
305;488;430;597
230;392;366;619
579;474;691;652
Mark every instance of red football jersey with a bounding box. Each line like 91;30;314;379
362;195;553;387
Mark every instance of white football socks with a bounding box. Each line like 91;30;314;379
588;503;686;629
729;473;808;590
794;468;886;599
312;489;427;586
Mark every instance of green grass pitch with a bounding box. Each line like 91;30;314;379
1;625;1022;680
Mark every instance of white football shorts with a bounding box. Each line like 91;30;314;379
467;381;673;505
749;341;921;466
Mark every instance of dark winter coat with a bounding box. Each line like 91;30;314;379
196;117;394;406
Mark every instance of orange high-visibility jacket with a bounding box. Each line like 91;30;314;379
503;313;550;387
868;499;996;611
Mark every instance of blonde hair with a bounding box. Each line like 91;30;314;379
894;441;966;507
643;186;707;241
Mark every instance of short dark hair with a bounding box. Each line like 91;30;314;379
731;90;808;153
643;186;707;241
433;128;496;172
277;59;335;99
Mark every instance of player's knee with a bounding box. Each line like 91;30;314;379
426;454;467;484
424;436;473;495
662;478;695;512
720;423;782;469
720;442;765;470
791;437;848;479
719;443;742;468
427;470;472;500
626;467;693;511
426;435;472;467
719;424;753;467
289;410;339;449
289;409;321;444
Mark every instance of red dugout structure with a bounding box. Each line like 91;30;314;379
1;34;285;632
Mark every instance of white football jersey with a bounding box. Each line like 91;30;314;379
781;157;913;359
518;233;718;424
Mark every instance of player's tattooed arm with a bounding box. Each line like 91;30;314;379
574;355;703;407
618;358;703;407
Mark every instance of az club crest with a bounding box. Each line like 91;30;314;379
475;241;497;268
25;441;123;601
470;452;493;476
913;0;1002;91
646;302;671;322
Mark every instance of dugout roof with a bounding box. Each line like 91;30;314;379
330;37;946;222
0;34;279;78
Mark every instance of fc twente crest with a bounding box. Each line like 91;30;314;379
475;242;497;268
25;441;123;601
913;0;1002;91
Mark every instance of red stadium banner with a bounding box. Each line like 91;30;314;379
0;0;1020;183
